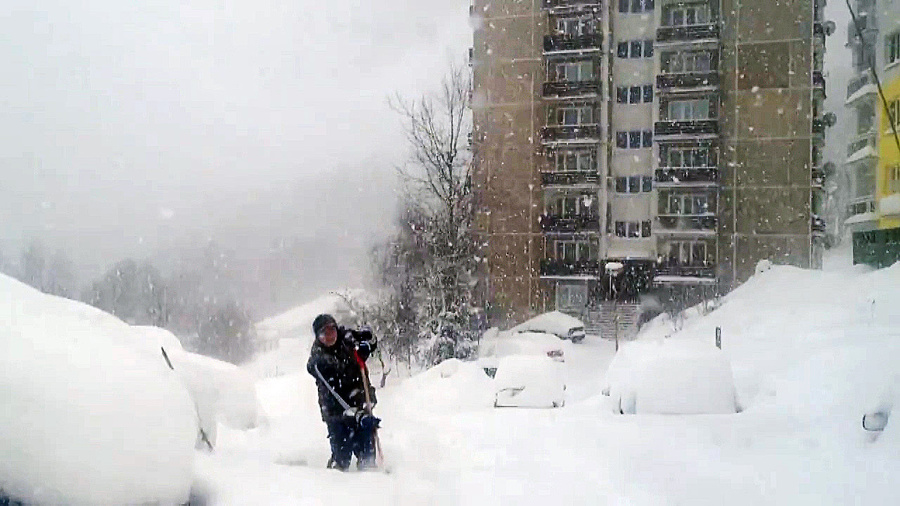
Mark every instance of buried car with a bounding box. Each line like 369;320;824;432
511;310;586;343
477;328;568;374
493;355;567;408
603;339;739;415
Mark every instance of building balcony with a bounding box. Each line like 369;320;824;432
540;124;602;144
812;71;826;97
846;70;876;106
655;167;718;186
656;23;719;44
812;167;825;188
540;259;601;277
656;72;719;93
542;80;601;99
846;133;877;164
540;214;601;232
846;196;876;218
655;214;718;234
542;0;602;11
654;119;719;139
544;33;603;54
653;264;716;282
541;171;602;186
812;215;826;235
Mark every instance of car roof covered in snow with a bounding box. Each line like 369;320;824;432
511;310;584;335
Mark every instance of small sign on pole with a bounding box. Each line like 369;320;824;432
715;326;722;349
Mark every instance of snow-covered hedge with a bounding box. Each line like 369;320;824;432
0;275;197;505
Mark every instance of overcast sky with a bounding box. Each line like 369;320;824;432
0;0;471;299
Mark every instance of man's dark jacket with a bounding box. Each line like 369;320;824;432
306;328;377;422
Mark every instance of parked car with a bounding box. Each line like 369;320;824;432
493;355;566;408
478;328;567;373
603;340;738;415
511;311;586;343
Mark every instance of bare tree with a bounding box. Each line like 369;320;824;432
379;63;482;364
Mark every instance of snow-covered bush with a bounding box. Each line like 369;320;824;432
0;275;197;505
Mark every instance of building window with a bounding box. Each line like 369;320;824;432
662;241;709;266
887;31;900;65
643;84;653;103
620;0;654;13
661;146;713;168
548;194;596;217
662;50;714;73
550;60;595;81
888;99;900;130
555;240;594;262
667;98;712;120
888;165;900;193
617;130;653;149
551;148;596;172
661;193;711;215
554;104;594;125
618;39;654;58
616;85;653;104
663;3;711;27
615;221;651;238
557;283;588;309
615;176;653;193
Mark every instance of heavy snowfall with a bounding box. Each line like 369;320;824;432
2;247;898;505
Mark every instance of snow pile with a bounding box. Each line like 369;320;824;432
254;293;353;344
131;324;185;352
0;274;197;505
605;340;737;414
383;358;495;414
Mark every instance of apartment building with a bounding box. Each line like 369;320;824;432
471;0;829;330
845;0;900;267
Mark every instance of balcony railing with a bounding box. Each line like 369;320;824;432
847;196;876;216
541;124;602;142
544;33;603;53
654;264;716;279
847;133;877;159
540;259;601;277
656;23;719;43
846;70;875;100
541;171;602;186
812;215;826;234
812;71;825;97
655;168;718;185
655;215;718;232
542;0;602;10
540;214;601;232
656;72;719;91
542;80;601;98
654;119;719;137
812;119;825;135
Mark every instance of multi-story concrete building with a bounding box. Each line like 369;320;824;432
845;0;900;267
471;0;830;331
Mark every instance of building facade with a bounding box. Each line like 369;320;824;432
845;0;900;266
471;0;829;329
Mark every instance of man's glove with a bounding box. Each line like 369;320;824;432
356;340;373;361
343;408;381;430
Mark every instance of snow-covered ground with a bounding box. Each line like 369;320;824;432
4;248;900;504
191;250;900;505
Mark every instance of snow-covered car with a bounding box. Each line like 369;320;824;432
603;340;738;415
130;326;263;448
0;275;197;505
511;310;586;343
477;328;568;375
493;355;566;408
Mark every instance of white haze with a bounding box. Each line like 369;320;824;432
0;0;471;314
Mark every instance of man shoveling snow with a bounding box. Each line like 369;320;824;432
306;314;382;471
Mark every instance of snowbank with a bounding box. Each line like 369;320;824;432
0;275;197;505
383;359;495;414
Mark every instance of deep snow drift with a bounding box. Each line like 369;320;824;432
198;255;900;505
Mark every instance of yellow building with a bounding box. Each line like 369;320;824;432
847;0;900;267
